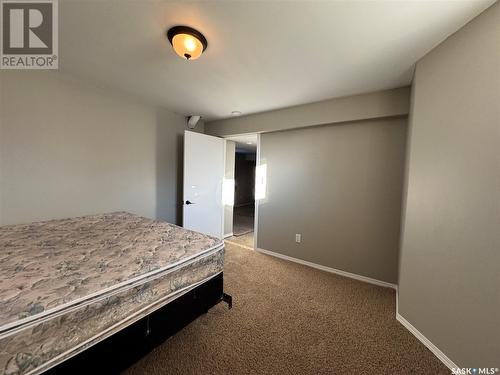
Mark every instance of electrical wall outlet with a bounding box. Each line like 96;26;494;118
295;233;302;243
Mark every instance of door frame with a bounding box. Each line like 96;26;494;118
221;132;261;249
253;133;261;250
222;139;228;239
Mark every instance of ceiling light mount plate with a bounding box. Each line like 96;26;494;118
167;25;208;60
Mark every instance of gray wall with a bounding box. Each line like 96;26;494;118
398;2;499;367
258;117;407;284
0;73;3;226
0;71;190;226
224;141;236;236
205;87;410;137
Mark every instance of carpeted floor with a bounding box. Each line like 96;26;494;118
226;232;254;249
122;242;448;375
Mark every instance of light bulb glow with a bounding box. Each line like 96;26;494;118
168;26;207;61
184;37;196;52
171;33;204;60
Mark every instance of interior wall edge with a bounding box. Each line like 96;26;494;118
261;114;409;137
204;86;411;137
396;82;418;287
395;288;459;371
397;1;500;367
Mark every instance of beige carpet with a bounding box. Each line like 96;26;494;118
226;232;254;249
122;243;448;375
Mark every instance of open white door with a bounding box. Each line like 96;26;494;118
183;131;225;238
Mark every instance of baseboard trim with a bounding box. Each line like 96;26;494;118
223;233;233;239
253;247;459;371
256;248;396;289
396;311;458;370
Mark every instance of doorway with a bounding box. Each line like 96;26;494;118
223;134;258;249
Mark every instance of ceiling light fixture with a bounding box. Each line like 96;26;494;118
167;26;208;60
231;111;242;116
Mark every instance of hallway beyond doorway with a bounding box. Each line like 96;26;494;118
233;204;254;236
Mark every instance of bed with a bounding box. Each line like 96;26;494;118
0;212;227;375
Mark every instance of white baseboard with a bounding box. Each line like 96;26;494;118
395;291;458;371
252;247;459;371
223;232;233;239
256;248;397;289
395;285;399;316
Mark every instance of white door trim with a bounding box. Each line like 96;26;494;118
221;139;227;239
253;133;261;250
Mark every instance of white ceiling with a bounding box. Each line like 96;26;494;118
225;134;258;153
59;0;495;121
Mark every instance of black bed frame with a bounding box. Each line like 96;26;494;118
47;273;231;375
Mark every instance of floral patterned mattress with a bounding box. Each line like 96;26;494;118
0;212;224;375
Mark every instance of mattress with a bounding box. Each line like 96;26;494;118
0;212;224;375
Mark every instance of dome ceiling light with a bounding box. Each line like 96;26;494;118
167;26;208;60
